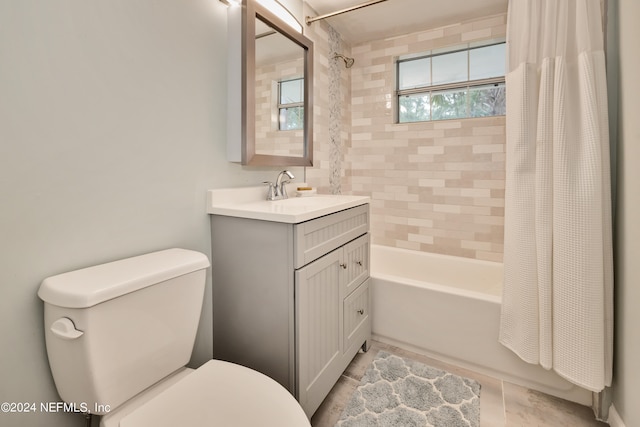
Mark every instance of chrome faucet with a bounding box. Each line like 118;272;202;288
276;170;295;199
264;170;295;201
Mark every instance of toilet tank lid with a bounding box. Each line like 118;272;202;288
38;248;210;308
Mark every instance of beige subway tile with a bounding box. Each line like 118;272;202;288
353;118;373;126
473;125;506;136
362;79;386;90
434;120;463;130
445;162;475;171
462;28;493;41
433;186;461;195
462;240;493;251
473;144;504;154
475;228;505;243
444;195;475;206
476;251;503;262
443;23;464;36
417;129;447;138
408;218;434;228
474;197;505;207
397;240;422;251
406;155;433;164
371;192;397;201
433;136;463;146
430;226;475;240
388;123;409;132
434;244;476;259
492;152;506;162
384;184;408;193
384;45;409;56
417;146;445;155
492;25;507;38
433;204;462;214
490;189;505;199
461;188;491;197
396;193;420;202
475;215;504;226
384;215;409;225
475;179;505;189
393;32;420;46
491;243;504;253
409;233;435;244
364;64;387;74
432;171;464;180
418;28;445;41
460;206;493;216
351;132;372;140
419;178;446;187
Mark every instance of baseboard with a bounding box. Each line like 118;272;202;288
608;404;626;427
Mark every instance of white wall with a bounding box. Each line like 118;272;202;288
612;0;640;425
0;1;299;426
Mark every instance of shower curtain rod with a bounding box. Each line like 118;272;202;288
305;0;389;25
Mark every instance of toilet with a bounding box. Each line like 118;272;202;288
38;248;310;426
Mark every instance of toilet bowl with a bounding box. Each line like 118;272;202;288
101;360;309;427
38;248;310;426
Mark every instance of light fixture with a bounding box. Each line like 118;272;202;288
256;0;302;33
219;0;302;33
219;0;241;6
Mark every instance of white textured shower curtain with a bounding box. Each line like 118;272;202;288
499;0;613;392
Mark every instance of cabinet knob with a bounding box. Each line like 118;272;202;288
340;263;347;269
357;309;364;315
356;261;363;266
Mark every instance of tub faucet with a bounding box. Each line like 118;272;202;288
264;170;295;201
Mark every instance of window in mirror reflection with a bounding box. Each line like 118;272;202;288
278;78;304;130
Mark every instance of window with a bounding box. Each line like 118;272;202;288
278;78;304;130
397;41;506;123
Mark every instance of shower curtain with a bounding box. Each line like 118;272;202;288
499;0;613;392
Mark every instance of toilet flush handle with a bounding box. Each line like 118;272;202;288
50;317;84;340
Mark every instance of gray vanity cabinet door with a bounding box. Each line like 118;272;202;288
295;249;344;417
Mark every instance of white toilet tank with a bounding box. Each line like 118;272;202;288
38;248;210;415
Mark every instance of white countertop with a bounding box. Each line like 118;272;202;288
206;185;370;223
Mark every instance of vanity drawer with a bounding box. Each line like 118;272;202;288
342;234;370;296
294;204;369;269
343;279;370;351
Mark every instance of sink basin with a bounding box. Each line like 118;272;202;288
206;186;369;223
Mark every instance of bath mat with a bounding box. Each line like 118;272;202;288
336;351;480;427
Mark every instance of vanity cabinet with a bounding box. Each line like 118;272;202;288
295;233;370;414
210;203;370;417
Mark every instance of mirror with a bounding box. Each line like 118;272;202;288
226;0;314;166
254;17;305;158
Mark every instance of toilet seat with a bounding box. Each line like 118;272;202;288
107;360;310;427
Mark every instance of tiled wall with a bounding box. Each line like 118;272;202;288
255;58;305;156
348;117;505;261
304;4;351;195
305;10;507;262
345;14;507;262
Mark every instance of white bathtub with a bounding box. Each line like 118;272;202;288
370;244;592;405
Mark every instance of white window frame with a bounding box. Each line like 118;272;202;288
396;40;506;123
277;77;304;131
